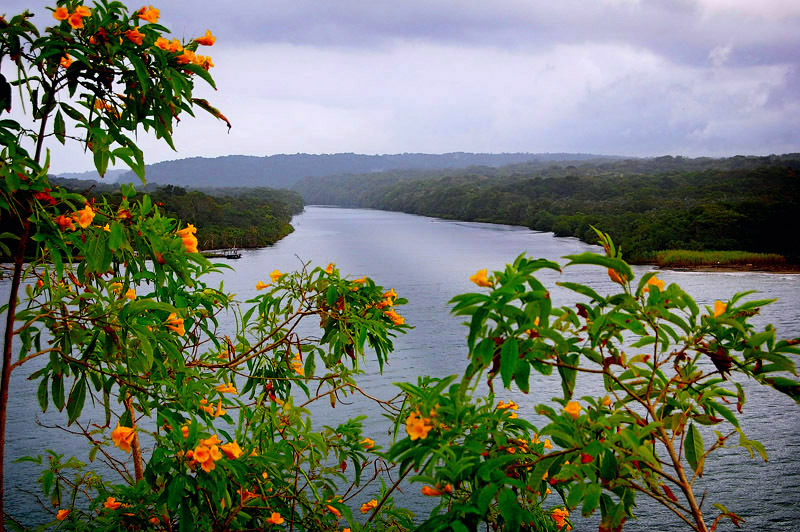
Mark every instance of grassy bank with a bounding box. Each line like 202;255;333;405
649;249;788;269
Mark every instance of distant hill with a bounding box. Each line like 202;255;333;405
55;152;615;188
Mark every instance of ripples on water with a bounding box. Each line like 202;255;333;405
3;206;799;530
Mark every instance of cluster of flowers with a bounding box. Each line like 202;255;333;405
405;409;434;441
52;4;91;30
289;352;304;376
154;32;215;70
54;204;95;231
110;282;136;300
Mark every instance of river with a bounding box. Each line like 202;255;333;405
4;206;800;531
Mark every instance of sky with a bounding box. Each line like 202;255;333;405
4;0;800;174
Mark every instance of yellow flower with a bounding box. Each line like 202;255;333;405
256;280;270;290
290;353;304;376
266;512;284;524
552;507;571;530
642;276;665;293
602;395;612;407
165;312;185;336
543;439;553;449
383;309;405;326
714;300;727;318
137;5;160;24
194;29;216;46
361;437;375;449
56;509;70;520
60;54;73;68
111;423;135;453
177;49;196;65
177;224;198;253
124;288;136;300
564;401;582;420
103;496;123;510
360;499;378;514
220;441;243;459
155;36;171;50
270;269;284;282
216;383;238;394
469;268;493;287
384;288;398;301
325;262;335;274
102;223;110;232
405;411;433;441
110;282;123;294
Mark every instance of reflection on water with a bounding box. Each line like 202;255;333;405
4;206;799;530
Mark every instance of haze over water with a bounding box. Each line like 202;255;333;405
5;206;799;530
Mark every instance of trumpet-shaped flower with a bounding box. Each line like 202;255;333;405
220;441;243;459
103;496;123;510
607;268;627;285
124;28;144;45
405;411;433;441
53;7;69;20
564;401;582;420
111;423;136;453
256;280;270;290
216;383;238;394
165;312;185;335
383;309;405;326
290;353;304;376
421;486;445;496
643;276;665;293
54;214;76;231
360;499;378;514
56;509;70;520
194;29;215;46
73;205;95;228
177;224;198;253
266;512;284;524
469;268;493;287
325;262;335;274
137;5;160;24
60;54;73;68
552;507;571;530
270;269;284;282
124;288;136;300
361;437;375;449
714;300;727;318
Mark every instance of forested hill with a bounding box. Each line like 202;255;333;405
58;152;614;188
292;154;800;263
52;179;304;250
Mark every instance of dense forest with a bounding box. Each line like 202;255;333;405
3;180;305;255
293;154;800;263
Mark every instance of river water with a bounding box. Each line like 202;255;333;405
4;206;800;530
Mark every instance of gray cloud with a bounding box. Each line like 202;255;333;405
2;1;798;173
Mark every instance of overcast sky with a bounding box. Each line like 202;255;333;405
4;0;800;173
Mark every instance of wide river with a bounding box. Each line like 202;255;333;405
4;206;800;531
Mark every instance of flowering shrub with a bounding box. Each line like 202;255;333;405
2;3;799;532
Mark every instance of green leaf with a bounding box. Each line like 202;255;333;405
562;252;634;284
556;281;606;304
685;423;705;477
514;358;530;393
582;483;602;516
52;374;65;411
37;376;49;412
500;338;518;389
600;450;618;482
497;488;521;532
53;110;65;144
477;483;499;514
66;377;87;425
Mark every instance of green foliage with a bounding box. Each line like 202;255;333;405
2;3;799;532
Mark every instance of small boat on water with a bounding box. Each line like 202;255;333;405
224;248;242;259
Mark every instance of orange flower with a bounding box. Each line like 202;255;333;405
256;280;270;290
325;262;335;274
469;268;493;287
181;425;189;439
68;11;86;30
220;441;243;459
421;485;443;496
54;214;76;231
383;288;398;301
216;383;238;394
270;269;285;283
137;5;160;24
73;205;95;228
194;443;223;472
290;353;304;376
177;49;196;65
165;312;185;335
124;288;136;300
564;401;582;420
405;411;433;441
607;268;627;285
194;29;216;46
266;512;284;524
56;509;70;520
383;309;405;326
642;276;665;293
111;423;136;453
713;300;727;318
124;28;144;45
361;437;375;449
154;36;171;50
60;54;73;68
103;496;122;510
326;504;341;518
53;7;69;20
551;507;571;530
177;224;198;253
192;54;214;70
359;499;378;514
74;6;91;17
602;395;612;407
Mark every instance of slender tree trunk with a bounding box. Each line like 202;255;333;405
0;217;31;528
